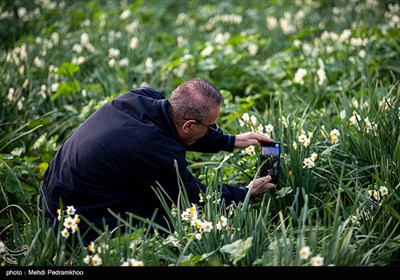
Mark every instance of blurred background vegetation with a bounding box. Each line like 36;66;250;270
1;0;399;266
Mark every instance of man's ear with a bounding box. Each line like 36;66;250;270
181;120;194;133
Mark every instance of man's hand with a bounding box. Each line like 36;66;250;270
247;175;277;197
234;132;273;148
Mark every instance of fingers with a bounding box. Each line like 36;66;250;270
249;132;273;145
236;132;274;148
258;134;274;144
249;176;277;197
261;175;277;191
264;175;272;183
249;138;262;146
263;175;277;188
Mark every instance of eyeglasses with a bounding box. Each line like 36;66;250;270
182;117;219;134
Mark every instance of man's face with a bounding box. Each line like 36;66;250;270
181;105;220;146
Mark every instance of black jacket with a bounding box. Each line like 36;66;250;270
41;88;248;237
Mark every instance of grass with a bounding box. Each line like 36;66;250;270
0;0;399;267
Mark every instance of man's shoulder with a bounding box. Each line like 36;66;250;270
130;87;166;100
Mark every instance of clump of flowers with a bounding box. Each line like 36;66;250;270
368;185;389;206
57;205;80;238
320;126;341;144
239;113;275;140
297;130;313;148
84;243;101;266
121;258;144;266
349;112;376;134
294;68;307;85
303;152;318;169
83;252;102;266
181;204;213;239
170;204;230;242
83;241;137;267
293;129;320;169
329;128;340;144
298;245;325;266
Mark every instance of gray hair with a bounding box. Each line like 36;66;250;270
169;78;223;124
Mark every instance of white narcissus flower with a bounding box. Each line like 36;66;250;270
299;246;311;260
310;255;324;266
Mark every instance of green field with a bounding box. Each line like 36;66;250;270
1;0;399;266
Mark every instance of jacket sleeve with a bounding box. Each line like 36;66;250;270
186;129;236;153
219;184;249;204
